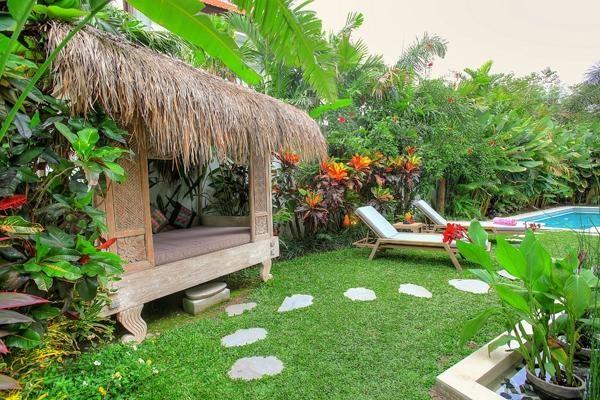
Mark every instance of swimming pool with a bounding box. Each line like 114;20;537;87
516;206;599;231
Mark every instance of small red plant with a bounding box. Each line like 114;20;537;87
0;195;27;211
442;223;468;244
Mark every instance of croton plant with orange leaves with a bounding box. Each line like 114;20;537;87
272;147;422;237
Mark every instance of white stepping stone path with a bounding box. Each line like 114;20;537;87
277;294;313;312
229;356;284;380
497;269;517;280
398;283;432;298
221;328;267;348
226;302;257;317
448;279;490;294
344;287;376;301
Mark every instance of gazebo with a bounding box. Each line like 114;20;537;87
47;23;326;342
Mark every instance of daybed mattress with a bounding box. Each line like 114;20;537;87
153;226;251;266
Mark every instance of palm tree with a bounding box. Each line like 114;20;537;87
584;61;600;85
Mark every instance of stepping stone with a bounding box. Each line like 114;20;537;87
228;356;284;380
498;269;517;280
226;302;257;317
277;294;313;312
221;328;267;348
185;281;227;300
448;279;489;294
398;283;432;298
344;287;376;301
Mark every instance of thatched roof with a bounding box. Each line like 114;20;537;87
47;23;325;168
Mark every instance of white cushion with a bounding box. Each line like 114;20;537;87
413;199;447;225
392;232;455;247
356;206;398;239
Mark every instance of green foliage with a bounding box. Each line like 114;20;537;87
458;222;598;387
125;0;260;85
204;160;249;217
234;0;337;102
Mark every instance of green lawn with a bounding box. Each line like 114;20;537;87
31;232;587;400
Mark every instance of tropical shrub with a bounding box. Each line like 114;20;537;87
272;147;422;242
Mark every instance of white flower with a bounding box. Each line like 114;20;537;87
132;344;138;351
152;367;159;375
138;358;145;364
82;380;89;386
93;360;102;366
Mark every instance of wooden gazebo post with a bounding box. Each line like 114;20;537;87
249;149;274;281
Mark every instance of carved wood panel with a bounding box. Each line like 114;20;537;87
103;152;154;273
249;150;272;242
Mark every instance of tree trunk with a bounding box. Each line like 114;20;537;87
436;178;446;213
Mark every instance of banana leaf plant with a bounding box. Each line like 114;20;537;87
458;222;598;388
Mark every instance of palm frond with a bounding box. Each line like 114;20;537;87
584;61;600;85
234;0;338;101
395;32;448;75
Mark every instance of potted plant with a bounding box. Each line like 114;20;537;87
458;222;596;400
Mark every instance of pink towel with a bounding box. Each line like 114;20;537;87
493;217;517;226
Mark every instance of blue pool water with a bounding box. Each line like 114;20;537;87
519;208;600;230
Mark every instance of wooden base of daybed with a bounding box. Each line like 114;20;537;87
103;237;279;342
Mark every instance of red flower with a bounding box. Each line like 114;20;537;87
442;223;467;244
489;139;496;146
96;237;117;250
405;146;417;155
0;195;27;211
338;116;347;123
447;97;455;103
79;255;90;265
427;62;433;68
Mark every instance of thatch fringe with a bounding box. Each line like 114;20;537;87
47;22;326;168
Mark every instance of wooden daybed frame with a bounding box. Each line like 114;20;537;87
99;151;277;342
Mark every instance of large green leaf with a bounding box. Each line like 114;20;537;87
235;0;337;101
126;0;260;85
495;284;530;314
456;240;492;270
309;98;352;118
0;216;43;235
460;307;498;345
564;275;591;319
467;220;488;248
4;327;41;349
0;0;36;77
40;261;82;281
495;237;526;280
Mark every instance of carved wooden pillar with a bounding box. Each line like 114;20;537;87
249;150;273;281
103;151;154;274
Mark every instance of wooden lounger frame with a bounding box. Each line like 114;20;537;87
352;231;463;271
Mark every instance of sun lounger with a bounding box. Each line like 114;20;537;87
413;199;541;234
354;206;465;270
